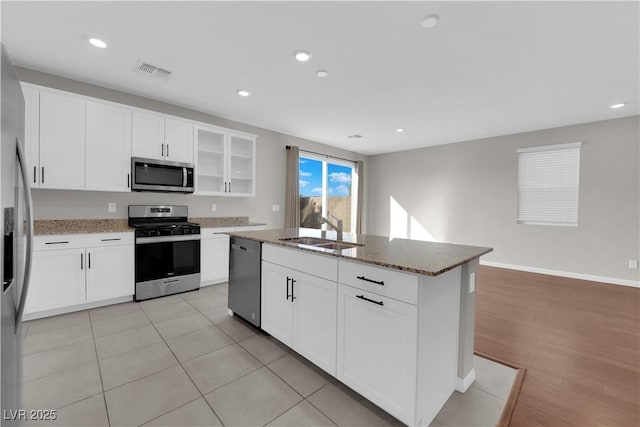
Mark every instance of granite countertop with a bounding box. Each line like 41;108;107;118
34;217;265;235
227;228;493;277
190;217;266;228
34;219;132;235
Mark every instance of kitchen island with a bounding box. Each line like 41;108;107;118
227;228;492;427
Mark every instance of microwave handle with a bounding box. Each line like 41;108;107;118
183;167;187;187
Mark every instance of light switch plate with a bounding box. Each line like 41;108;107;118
272;204;280;212
469;272;476;293
629;260;638;269
211;204;217;212
107;202;116;213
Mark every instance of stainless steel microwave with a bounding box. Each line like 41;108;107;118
131;157;195;193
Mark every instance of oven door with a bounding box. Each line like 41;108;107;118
131;157;194;193
135;235;200;284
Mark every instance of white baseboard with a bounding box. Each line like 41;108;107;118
23;295;133;321
479;260;639;288
455;368;476;392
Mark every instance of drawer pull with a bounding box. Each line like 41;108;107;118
356;294;384;306
356;275;385;286
101;238;121;242
45;241;69;245
290;278;296;301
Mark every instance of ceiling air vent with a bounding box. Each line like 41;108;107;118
135;61;172;79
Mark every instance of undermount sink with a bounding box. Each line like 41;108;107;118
314;242;361;250
279;237;334;245
279;236;363;250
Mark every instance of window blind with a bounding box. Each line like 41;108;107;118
517;142;581;226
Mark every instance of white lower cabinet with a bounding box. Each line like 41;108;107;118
85;245;134;303
337;283;418;424
261;256;338;375
27;248;86;313
200;233;230;285
25;233;134;316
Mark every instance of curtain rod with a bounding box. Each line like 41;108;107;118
286;145;357;164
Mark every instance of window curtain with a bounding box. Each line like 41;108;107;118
284;145;300;229
355;160;364;234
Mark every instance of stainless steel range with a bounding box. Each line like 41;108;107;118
129;205;200;301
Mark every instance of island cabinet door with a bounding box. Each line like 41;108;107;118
291;271;337;376
337;284;418;426
261;261;293;345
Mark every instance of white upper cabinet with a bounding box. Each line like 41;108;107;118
165;118;194;163
227;132;256;196
39;91;86;190
132;110;165;160
22;84;40;187
132;110;193;163
195;125;256;197
85;101;132;192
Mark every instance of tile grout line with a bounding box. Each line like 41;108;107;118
88;308;112;427
137;294;231;426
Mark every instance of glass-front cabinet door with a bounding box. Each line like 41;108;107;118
227;132;256;196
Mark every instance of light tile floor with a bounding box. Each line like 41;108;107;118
20;283;517;427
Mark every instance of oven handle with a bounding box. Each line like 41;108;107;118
136;235;201;244
183;167;187;187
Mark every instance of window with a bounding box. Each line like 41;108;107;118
517;142;581;226
299;153;357;233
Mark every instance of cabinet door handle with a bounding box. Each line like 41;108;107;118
356;276;385;286
80;253;83;270
290;278;296;302
101;238;121;242
88;252;91;269
356;294;384;306
224;182;227;193
41;166;44;184
45;241;69;245
229;181;231;193
166;144;169;157
127;173;130;188
286;276;291;300
33;166;36;183
161;143;164;157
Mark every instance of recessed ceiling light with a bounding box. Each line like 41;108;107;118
294;50;312;62
237;89;251;97
316;70;328;78
610;102;627;109
395;128;405;133
88;37;108;49
420;14;440;29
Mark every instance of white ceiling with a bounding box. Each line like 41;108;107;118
2;1;638;155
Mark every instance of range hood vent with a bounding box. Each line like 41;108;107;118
135;61;172;79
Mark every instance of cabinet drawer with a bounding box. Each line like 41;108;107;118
338;260;418;305
263;244;337;282
35;232;133;251
200;227;235;239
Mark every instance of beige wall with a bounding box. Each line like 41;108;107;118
367;116;640;283
17;67;367;229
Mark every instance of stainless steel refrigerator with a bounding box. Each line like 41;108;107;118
1;43;34;425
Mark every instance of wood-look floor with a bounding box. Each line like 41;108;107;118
475;266;640;427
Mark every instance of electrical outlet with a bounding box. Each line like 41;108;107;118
211;204;217;212
469;272;476;293
629;260;638;269
272;204;280;212
107;202;116;213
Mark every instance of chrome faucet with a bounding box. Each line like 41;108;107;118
322;214;343;241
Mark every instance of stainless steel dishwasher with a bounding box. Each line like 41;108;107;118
228;237;261;327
